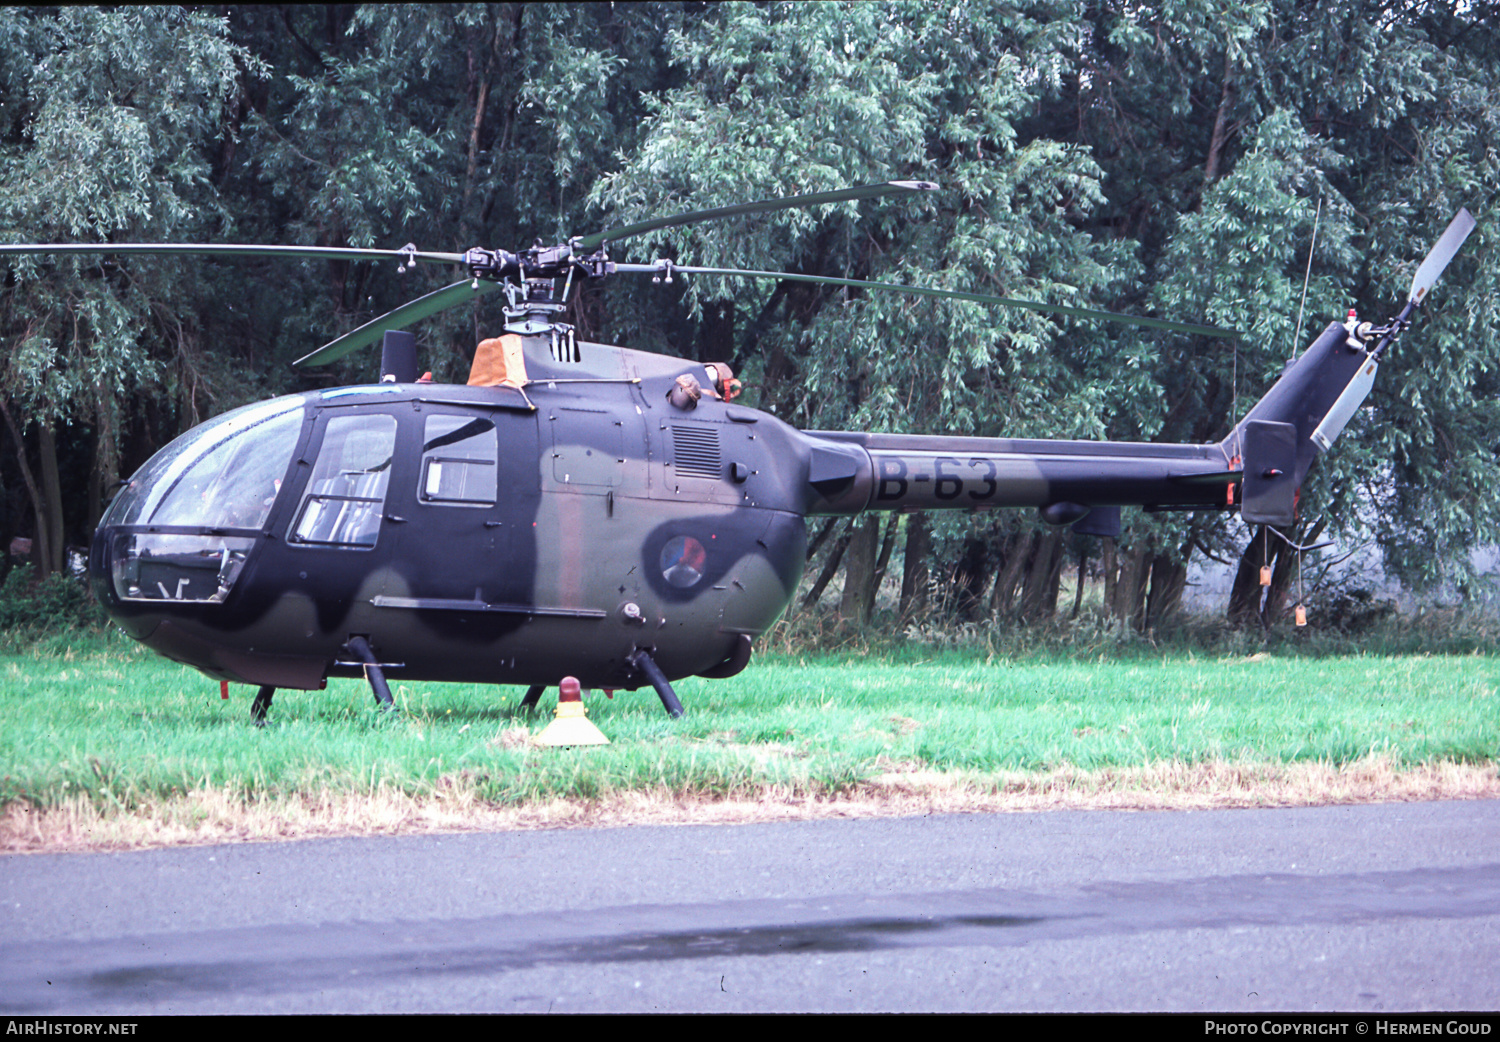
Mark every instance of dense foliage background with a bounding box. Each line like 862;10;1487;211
1;2;1496;634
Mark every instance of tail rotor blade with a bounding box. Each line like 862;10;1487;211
1410;208;1476;306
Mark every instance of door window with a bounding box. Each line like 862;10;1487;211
290;413;397;548
419;415;497;506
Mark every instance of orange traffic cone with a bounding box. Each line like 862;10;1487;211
535;676;610;746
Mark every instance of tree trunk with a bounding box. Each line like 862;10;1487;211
1070;539;1089;620
1045;535;1066;615
1019;529;1063;623
800;523;851;613
1101;536;1118;614
1111;542;1151;631
805;517;840;561
866;515;899;621
90;383;120;530
898;512;930;621
1264;518;1326;624
1227;525;1274;627
952;532;990;620
1203;52;1237;186
1229;525;1289;627
38;422;65;576
1262;539;1298;624
839;515;879;626
459;10;505;249
990;527;1034;619
1;401;52;576
1226;519;1326;627
1145;552;1187;627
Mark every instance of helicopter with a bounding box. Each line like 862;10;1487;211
0;183;1476;722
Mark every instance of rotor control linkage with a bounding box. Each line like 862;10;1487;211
344;635;396;711
250;685;275;726
628;648;685;719
461;242;616;284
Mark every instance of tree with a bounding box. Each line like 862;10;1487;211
1050;0;1500;622
0;8;253;575
1;1;1494;630
0;4;685;576
592;0;1141;624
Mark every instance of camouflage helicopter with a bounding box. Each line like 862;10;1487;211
0;183;1475;722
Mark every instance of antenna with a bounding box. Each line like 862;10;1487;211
1290;195;1321;360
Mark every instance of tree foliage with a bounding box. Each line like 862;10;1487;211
0;7;252;575
0;2;1495;635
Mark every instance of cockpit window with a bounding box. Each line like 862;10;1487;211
419;415;497;506
99;397;305;604
104;398;305;530
289;413;397;548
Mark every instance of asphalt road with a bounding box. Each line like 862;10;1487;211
3;800;1498;1013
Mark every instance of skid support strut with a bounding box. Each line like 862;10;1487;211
345;635;395;710
629;649;684;718
250;685;275;726
518;685;547;711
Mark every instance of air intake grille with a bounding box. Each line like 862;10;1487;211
671;424;721;480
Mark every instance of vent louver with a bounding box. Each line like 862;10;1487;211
671;424;721;480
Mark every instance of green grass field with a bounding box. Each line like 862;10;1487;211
3;630;1497;827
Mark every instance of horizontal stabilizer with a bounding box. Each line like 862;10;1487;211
1073;506;1122;538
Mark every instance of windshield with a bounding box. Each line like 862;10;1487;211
103;397;306;530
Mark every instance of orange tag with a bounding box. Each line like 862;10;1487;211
1260;566;1272;586
1294;604;1307;627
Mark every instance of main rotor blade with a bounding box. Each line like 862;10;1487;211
635;264;1238;339
0;242;466;264
1409;208;1476;306
573;181;938;252
294;279;504;367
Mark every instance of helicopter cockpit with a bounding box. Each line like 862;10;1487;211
98;397;305;604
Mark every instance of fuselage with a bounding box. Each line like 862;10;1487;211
90;333;1265;693
89;345;814;691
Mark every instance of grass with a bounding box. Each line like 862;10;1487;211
1;627;1498;851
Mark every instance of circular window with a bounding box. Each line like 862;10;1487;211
659;535;707;588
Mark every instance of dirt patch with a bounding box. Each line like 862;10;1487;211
3;756;1497;854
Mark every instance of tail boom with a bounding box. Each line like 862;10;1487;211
801;430;1235;516
798;307;1439;525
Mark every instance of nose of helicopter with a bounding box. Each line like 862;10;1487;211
86;521;261;656
86;524;229;683
87;519;331;689
86;395;309;651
